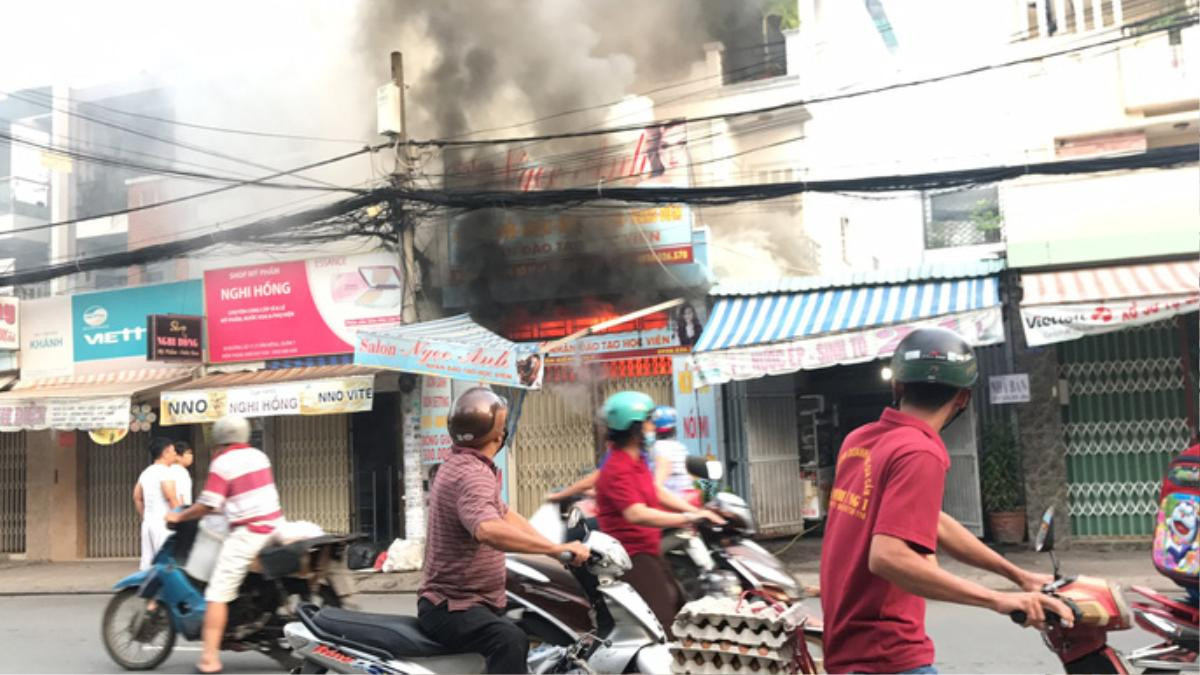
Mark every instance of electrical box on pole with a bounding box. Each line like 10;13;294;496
377;82;403;137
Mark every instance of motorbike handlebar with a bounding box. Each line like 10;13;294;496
1010;610;1067;626
1010;599;1082;627
557;550;603;565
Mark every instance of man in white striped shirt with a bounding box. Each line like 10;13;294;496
167;415;282;675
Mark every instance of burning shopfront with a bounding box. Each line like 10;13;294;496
433;123;719;516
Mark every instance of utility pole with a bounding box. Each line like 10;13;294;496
391;51;419;326
389;51;426;543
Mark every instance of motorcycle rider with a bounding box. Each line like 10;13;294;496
821;328;1074;675
546;406;694;503
594;391;725;633
166;415;282;675
419;387;589;674
650;406;699;506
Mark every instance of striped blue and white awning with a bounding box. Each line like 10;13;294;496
695;276;1000;353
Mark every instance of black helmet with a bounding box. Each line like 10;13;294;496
890;327;978;389
449;387;508;448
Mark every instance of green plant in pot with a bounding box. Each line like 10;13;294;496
980;423;1027;544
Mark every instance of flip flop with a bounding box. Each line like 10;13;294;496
194;667;223;674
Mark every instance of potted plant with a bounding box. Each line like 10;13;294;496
980;423;1026;544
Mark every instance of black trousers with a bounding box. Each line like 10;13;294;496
417;597;528;674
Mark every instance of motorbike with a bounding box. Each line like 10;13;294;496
1125;585;1199;671
1016;506;1138;674
285;530;673;674
546;456;806;605
101;517;357;671
675;455;807;603
541;457;824;670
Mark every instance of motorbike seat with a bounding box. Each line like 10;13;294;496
312;607;468;658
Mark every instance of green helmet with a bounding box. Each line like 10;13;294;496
890;327;979;389
602;391;655;432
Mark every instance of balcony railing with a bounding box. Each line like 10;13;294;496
1013;0;1196;41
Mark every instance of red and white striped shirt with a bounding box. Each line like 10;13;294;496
198;443;282;534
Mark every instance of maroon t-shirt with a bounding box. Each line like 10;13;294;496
820;408;950;674
596;446;662;556
419;445;509;611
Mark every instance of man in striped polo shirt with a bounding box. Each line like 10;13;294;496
167;415;282;675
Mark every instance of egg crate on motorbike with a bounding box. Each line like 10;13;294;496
671;644;792;675
673;621;791;649
669;597;809;675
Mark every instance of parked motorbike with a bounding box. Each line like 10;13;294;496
1016;506;1138;674
1125;585;1199;671
285;530;673;674
101;518;357;671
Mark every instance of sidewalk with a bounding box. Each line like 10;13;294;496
774;537;1177;594
0;539;1177;596
0;559;422;596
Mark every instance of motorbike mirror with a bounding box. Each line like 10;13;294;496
706;461;724;481
686;454;723;481
1035;506;1055;553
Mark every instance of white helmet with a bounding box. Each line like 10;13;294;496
212;415;251;446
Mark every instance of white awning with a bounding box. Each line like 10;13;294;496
1020;260;1200;346
0;367;194;431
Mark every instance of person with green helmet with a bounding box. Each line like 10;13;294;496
819;327;1072;675
594;391;725;634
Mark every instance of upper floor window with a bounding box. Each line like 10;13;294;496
923;185;1003;250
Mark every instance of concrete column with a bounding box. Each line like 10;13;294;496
49;86;73;297
702;42;724;83
784;28;802;78
25;430;86;560
1009;315;1072;545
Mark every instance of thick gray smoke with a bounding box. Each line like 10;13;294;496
2;0;784;286
354;1;745;139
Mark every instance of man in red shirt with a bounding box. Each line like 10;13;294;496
820;328;1073;674
419;387;588;674
595;391;724;633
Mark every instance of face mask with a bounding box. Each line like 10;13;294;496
499;428;510;450
643;431;657;448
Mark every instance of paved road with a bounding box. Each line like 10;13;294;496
0;593;1159;673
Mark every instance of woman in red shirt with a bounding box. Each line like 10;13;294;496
594;391;725;633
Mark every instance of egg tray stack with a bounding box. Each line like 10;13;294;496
668;597;800;675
